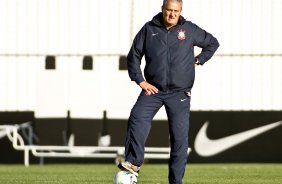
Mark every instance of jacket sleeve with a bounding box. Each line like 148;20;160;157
192;24;219;65
127;25;146;85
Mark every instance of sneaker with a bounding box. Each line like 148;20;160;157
118;161;140;176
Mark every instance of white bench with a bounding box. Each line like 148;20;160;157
0;123;191;166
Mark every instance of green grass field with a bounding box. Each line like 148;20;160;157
0;163;281;184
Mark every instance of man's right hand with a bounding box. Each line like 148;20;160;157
139;81;159;95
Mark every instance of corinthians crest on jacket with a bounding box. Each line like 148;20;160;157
177;29;186;40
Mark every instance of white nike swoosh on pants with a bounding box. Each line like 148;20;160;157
194;120;282;157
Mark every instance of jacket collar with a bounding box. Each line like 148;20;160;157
152;12;185;28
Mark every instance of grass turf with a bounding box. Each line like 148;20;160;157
0;163;281;184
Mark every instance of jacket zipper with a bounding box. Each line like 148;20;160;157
166;30;170;91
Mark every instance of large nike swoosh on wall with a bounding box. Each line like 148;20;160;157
194;120;282;157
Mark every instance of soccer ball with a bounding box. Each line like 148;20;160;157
113;171;137;184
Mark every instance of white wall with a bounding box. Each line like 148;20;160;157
0;0;281;119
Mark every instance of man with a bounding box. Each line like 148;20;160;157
118;0;219;183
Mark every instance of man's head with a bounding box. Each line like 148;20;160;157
162;0;182;29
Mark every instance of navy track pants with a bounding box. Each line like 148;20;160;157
124;90;190;184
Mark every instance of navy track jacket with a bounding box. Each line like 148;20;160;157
127;13;219;92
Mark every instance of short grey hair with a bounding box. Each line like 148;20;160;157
162;0;183;8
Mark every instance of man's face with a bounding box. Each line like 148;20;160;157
162;0;182;29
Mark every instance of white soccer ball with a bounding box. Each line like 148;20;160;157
113;171;137;184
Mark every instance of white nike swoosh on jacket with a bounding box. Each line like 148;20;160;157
194;120;282;157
